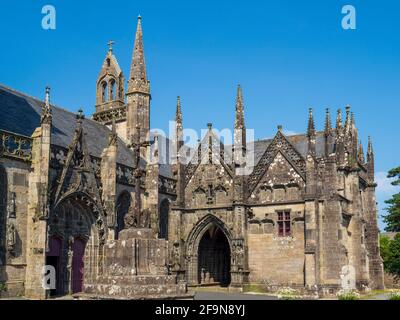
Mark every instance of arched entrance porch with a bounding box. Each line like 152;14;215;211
46;193;103;296
186;215;232;287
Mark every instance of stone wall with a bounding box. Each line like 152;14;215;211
0;158;31;297
247;204;305;285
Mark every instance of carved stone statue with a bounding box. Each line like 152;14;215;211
172;242;181;271
6;221;16;256
67;236;74;294
139;208;151;228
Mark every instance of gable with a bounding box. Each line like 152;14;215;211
249;151;305;204
184;129;233;188
247;130;306;197
184;130;234;208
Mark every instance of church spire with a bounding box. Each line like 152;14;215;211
235;85;245;129
129;15;147;82
126;16;151;151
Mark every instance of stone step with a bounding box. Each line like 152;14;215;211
84;283;187;298
87;275;178;286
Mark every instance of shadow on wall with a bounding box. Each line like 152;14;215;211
0;165;8;294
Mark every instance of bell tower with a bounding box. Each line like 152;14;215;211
126;16;151;149
93;41;127;141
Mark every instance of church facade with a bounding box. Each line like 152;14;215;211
0;17;384;299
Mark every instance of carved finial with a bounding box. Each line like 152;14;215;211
358;140;365;163
345;105;351;133
235;85;245;129
176;96;183;124
76;108;85;123
307;108;315;137
41;86;52;124
278;125;283;132
336;109;343;132
207;123;213;130
351;112;356;129
108;116;118;146
367;136;374;157
324;108;332;135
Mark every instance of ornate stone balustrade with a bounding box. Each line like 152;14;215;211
0;130;32;161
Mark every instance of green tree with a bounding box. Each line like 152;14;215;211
387;234;400;277
383;167;400;232
380;235;391;270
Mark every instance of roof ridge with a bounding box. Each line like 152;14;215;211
0;83;103;127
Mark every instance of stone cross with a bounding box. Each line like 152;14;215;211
125;125;150;228
108;40;115;53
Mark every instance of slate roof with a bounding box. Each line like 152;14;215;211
0;84;333;179
0;84;134;167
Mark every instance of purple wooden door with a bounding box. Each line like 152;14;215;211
72;238;86;294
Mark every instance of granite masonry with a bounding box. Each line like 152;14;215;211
0;16;384;299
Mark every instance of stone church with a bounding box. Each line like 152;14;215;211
0;17;384;299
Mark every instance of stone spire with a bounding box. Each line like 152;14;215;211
324;108;332;136
126;16;151;153
307;108;316;155
175;96;184;153
344;105;351;134
324;108;334;157
307;108;316;137
235;85;245;130
129;15;147;83
41;86;52;125
233;85;246;168
336;109;343;133
176;96;183;126
367;136;374;162
174;97;185;206
367;136;375;182
358;140;365;164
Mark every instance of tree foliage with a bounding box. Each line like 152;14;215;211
383;167;400;232
380;234;400;278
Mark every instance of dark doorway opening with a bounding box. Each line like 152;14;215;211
46;236;62;297
198;226;231;287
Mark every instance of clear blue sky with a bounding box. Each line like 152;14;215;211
1;0;399;230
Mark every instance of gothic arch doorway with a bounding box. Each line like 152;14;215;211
198;226;231;286
47;194;102;296
186;215;232;287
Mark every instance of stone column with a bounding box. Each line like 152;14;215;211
25;122;51;299
100;132;118;240
145;136;159;237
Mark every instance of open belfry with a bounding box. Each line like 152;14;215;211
0;16;384;299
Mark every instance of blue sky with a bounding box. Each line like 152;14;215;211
0;0;399;229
